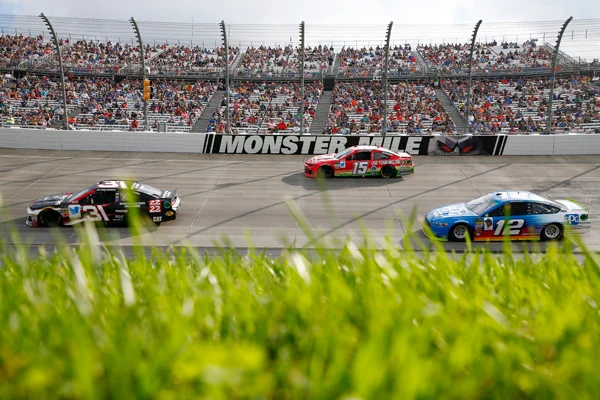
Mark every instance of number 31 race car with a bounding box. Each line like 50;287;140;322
26;180;181;227
424;191;590;242
304;145;414;179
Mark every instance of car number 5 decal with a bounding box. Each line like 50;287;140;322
494;219;525;236
352;161;369;175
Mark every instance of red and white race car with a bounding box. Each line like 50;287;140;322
304;145;414;179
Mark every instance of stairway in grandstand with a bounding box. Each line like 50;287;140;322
309;91;333;134
192;90;224;132
434;88;468;133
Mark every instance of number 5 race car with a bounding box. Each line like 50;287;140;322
424;191;590;242
26;180;181;227
304;145;414;179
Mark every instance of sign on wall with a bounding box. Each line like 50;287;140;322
202;134;509;156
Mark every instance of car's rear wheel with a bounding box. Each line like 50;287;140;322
39;210;62;227
380;166;396;179
541;223;563;241
449;223;471;242
317;166;334;179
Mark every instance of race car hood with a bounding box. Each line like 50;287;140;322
306;154;337;164
29;192;72;210
426;203;477;221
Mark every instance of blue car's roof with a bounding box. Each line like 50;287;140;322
488;191;554;204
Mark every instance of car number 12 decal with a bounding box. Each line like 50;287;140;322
494;219;525;236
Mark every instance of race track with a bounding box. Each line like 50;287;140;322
1;148;600;254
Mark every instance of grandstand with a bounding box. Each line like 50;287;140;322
1;15;599;135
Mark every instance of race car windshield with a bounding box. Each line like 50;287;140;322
135;184;162;198
335;149;353;159
466;194;495;215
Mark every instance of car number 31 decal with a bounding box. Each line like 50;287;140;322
494;219;525;236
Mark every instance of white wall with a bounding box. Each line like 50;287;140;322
1;128;600;156
0;128;207;153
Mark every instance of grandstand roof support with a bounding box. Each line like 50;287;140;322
546;17;573;134
39;13;69;131
221;21;231;134
300;21;305;135
465;20;482;135
382;21;393;136
130;17;149;132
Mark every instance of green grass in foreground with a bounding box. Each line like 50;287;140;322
1;204;600;399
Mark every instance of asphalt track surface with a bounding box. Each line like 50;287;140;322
1;148;600;256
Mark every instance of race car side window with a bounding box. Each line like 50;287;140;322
373;151;391;160
90;190;116;204
354;151;372;161
489;202;529;217
532;202;560;214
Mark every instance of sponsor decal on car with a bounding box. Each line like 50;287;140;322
565;214;580;225
68;204;81;219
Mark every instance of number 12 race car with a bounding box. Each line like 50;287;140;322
424;191;590;242
26;180;181;227
304;145;414;179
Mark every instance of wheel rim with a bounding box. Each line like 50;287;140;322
453;225;467;239
382;168;392;178
544;224;560;239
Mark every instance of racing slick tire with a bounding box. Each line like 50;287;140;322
317;165;334;179
449;223;471;242
380;166;396;179
541;223;563;241
39;209;62;227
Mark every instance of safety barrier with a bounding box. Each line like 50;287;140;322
1;128;599;156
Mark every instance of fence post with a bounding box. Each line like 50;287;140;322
220;20;231;134
382;21;393;136
546;17;573;134
466;20;482;134
130;17;149;132
40;13;69;130
299;21;306;135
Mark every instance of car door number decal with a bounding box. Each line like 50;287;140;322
352;161;369;175
148;199;162;213
494;219;525;236
82;205;109;222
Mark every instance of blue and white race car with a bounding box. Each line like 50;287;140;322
423;191;590;242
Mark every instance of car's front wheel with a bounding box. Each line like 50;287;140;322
317;166;334;179
380;166;396;179
39;210;62;227
449;223;471;242
541;223;563;241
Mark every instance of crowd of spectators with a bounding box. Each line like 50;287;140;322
338;45;420;77
418;40;554;74
148;46;239;76
0;35;56;68
1;73;217;130
443;76;600;133
0;74;75;128
236;45;294;77
285;45;334;76
325;81;455;134
206;81;322;134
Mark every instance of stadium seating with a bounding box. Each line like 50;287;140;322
325;81;456;134
206;81;322;134
442;76;600;133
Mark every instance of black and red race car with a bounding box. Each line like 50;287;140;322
26;180;180;227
